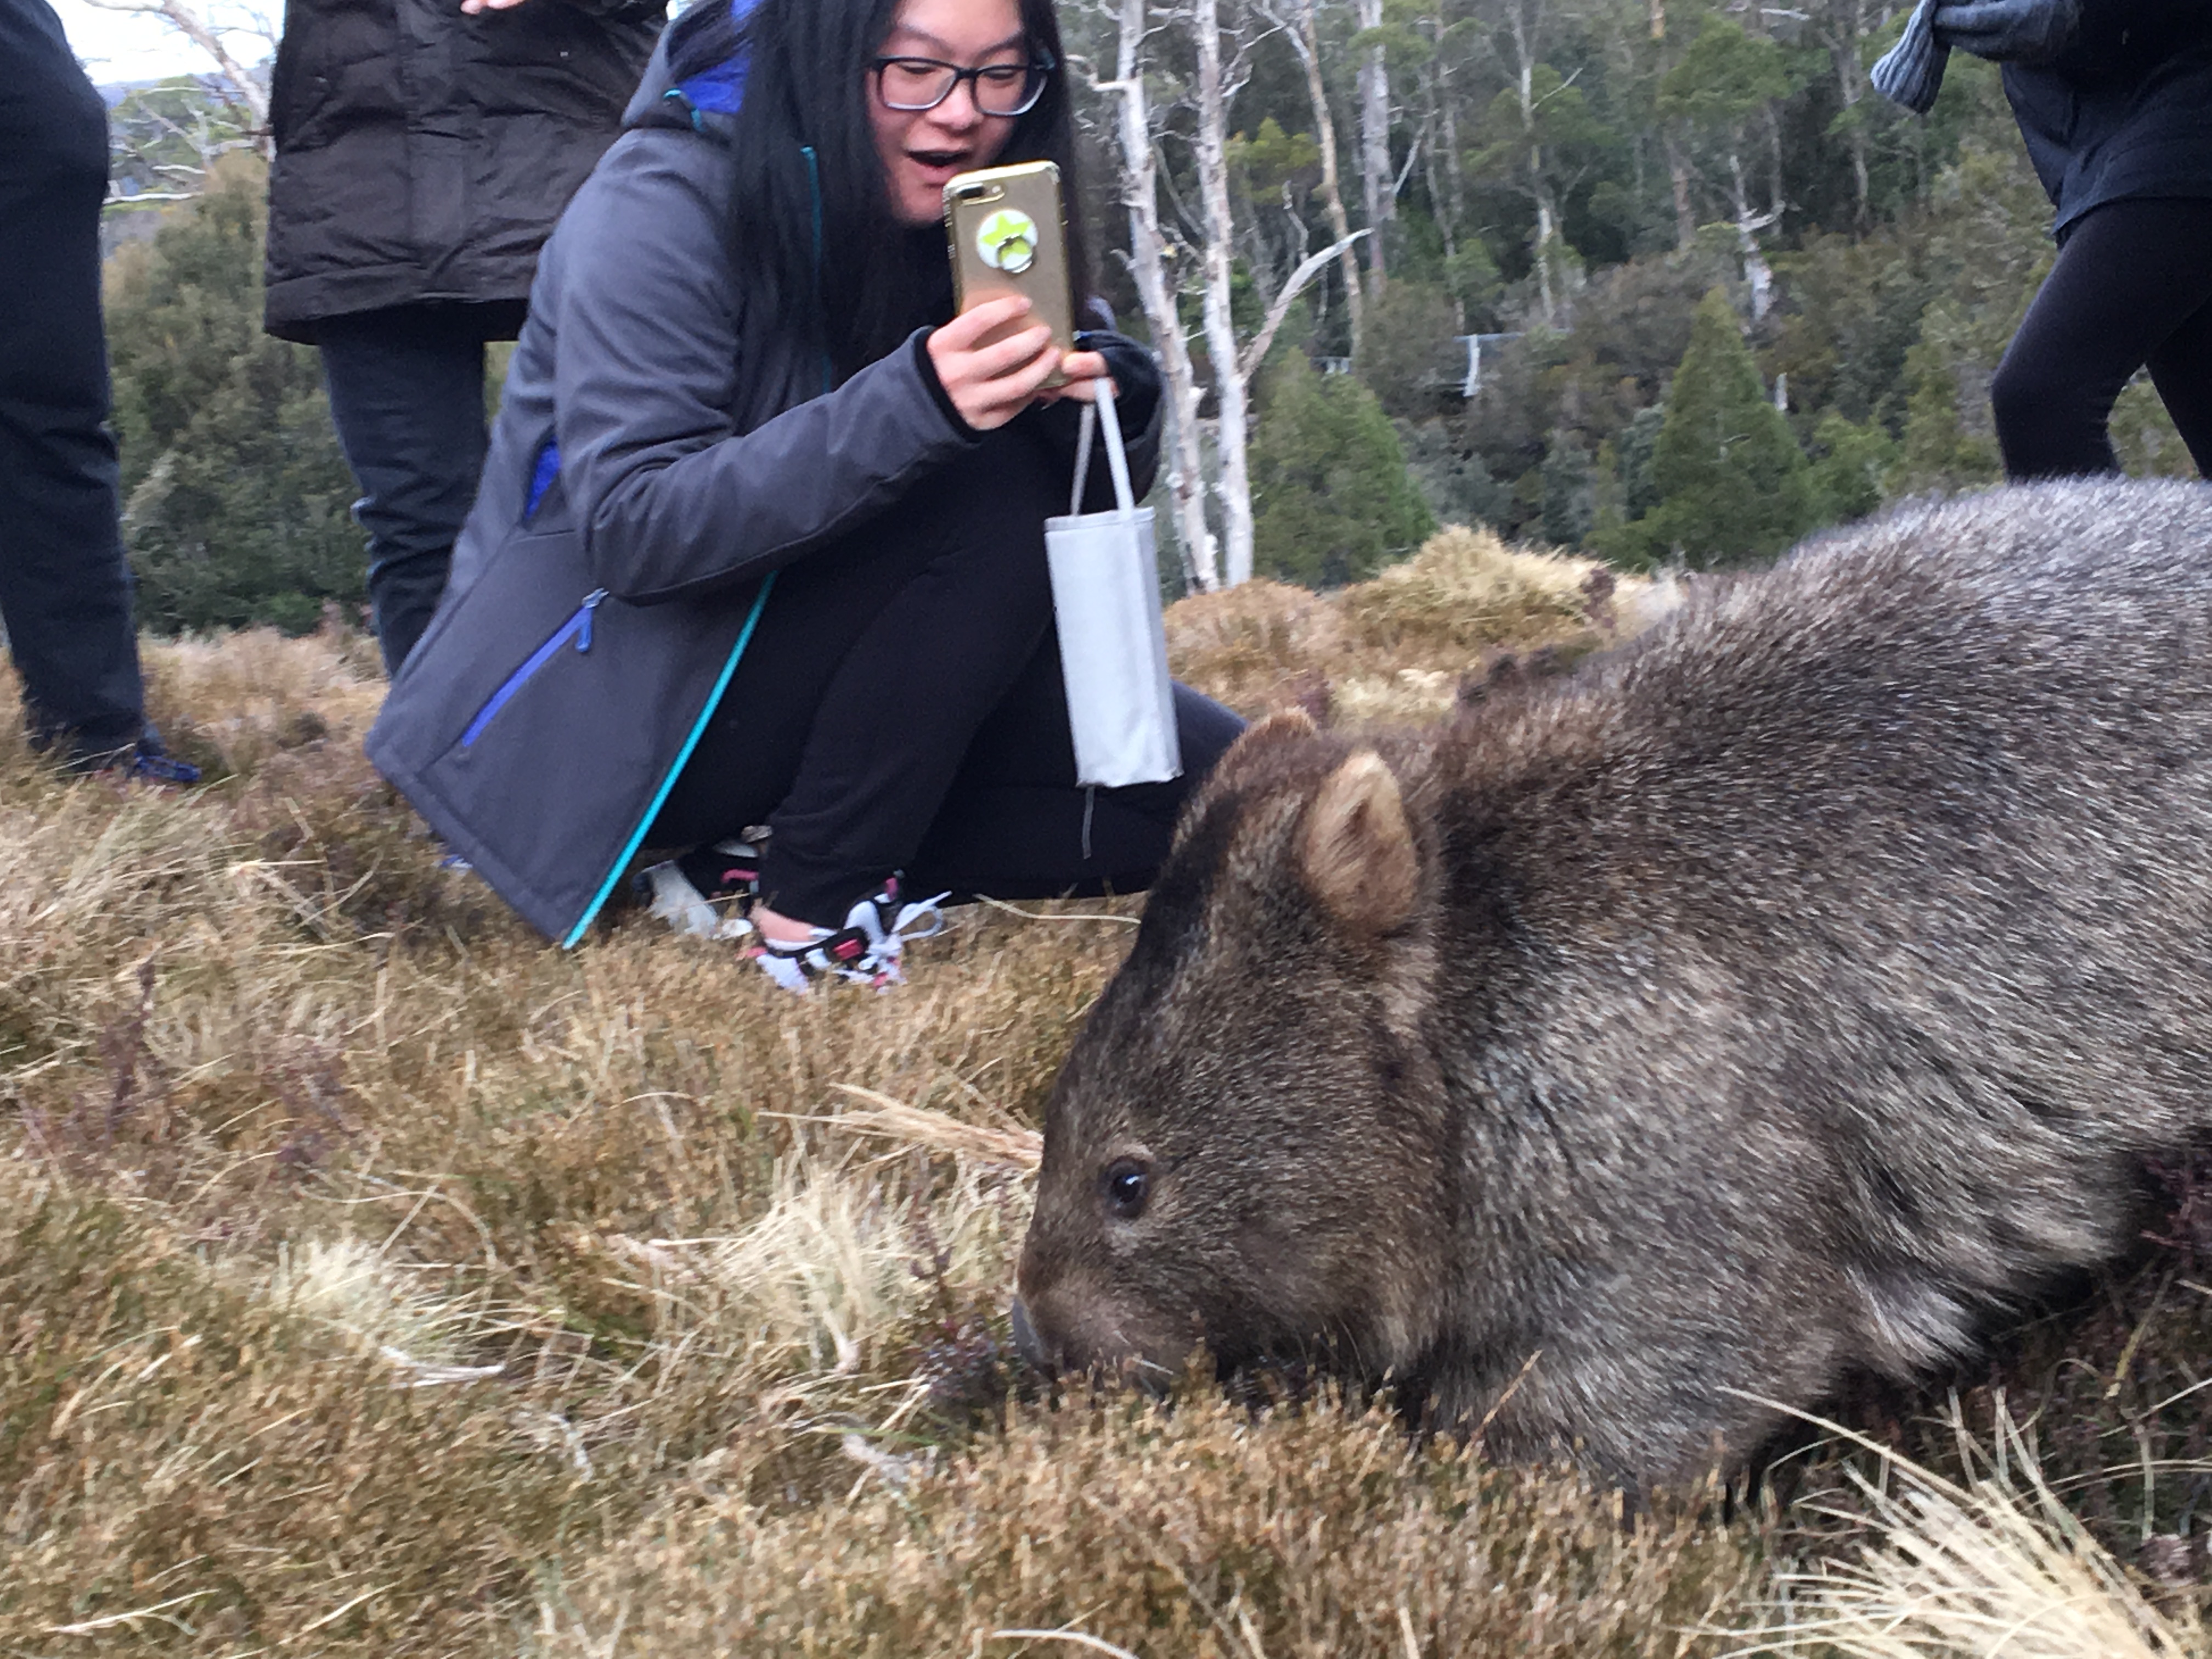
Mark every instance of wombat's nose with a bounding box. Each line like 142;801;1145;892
1009;1295;1054;1372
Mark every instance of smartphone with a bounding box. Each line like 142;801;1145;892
945;161;1074;386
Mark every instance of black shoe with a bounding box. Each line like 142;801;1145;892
64;737;200;787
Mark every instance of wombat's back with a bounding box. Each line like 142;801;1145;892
1430;478;2212;1470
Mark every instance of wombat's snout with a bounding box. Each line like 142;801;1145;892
1008;1294;1053;1373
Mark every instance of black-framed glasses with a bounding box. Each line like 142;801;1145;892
869;49;1056;117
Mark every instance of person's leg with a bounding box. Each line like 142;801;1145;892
649;415;1135;928
0;0;151;758
1989;199;2212;481
2144;285;2212;477
318;306;491;675
907;633;1245;901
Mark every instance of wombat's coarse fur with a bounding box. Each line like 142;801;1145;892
1016;478;2212;1483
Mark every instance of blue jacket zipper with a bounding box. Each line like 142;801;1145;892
460;588;607;748
555;141;825;949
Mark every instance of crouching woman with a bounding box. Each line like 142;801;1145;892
367;0;1243;989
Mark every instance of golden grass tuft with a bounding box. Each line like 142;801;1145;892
1166;526;1680;723
1749;1410;2209;1659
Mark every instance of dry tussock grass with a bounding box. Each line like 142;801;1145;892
534;1383;1757;1659
1752;1410;2210;1659
1166;524;1680;721
0;557;2202;1656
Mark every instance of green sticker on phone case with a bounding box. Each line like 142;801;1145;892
977;208;1039;274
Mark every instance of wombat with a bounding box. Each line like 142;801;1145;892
1015;478;2212;1483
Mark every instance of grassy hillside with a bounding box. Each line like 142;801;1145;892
1;531;2204;1655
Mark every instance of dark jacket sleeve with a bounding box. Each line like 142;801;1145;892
553;0;664;18
1025;330;1165;513
551;139;982;605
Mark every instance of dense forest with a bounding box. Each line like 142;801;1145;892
94;1;2192;632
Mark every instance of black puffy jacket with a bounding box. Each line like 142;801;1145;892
262;0;663;342
2002;0;2212;234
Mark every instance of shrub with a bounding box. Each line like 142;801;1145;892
1250;353;1436;588
105;155;363;635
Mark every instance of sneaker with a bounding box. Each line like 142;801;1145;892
637;837;763;941
746;874;949;994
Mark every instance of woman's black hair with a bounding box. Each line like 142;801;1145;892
663;0;1090;382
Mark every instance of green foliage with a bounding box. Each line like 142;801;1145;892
1657;17;1793;133
105;156;363;636
1891;331;2002;495
2112;377;2198;478
1353;280;1462;420
1618;404;1666;522
1470;64;1616;180
1251;353;1436;588
1400;419;1508;531
1229;116;1321;197
1809;412;1899;523
1630;289;1820;569
1539;428;1595;549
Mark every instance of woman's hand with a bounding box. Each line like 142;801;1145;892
1036;347;1113;405
928;297;1062;431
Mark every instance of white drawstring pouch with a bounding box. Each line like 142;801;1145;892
1043;382;1182;788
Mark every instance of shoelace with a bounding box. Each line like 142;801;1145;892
749;881;950;994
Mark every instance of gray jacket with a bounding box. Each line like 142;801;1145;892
365;46;1160;944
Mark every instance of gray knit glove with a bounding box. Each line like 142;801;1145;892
1932;0;2080;63
1870;0;1949;114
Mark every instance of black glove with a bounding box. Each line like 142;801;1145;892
1932;0;2080;63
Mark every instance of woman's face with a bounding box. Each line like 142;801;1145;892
869;0;1030;227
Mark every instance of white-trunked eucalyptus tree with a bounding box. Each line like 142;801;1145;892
1090;0;1367;589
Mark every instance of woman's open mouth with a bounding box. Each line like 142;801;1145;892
907;150;972;188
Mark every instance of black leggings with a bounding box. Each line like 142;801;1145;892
646;413;1245;927
1990;197;2212;481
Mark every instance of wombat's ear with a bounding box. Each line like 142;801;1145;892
1300;751;1417;937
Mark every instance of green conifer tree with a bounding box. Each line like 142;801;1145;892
1251;353;1436;588
1638;289;1820;568
105;155;363;635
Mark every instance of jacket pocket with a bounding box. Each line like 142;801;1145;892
460;586;607;748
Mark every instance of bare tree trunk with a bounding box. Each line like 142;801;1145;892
1420;27;1457;290
1192;0;1255;587
1827;0;1872;227
1504;3;1562;325
1102;0;1221;590
1356;0;1391;295
1276;0;1363;355
1728;148;1775;323
1666;134;1697;247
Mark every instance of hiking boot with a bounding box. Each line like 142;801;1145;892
746;874;949;994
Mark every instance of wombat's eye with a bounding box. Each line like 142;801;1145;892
1102;1158;1149;1220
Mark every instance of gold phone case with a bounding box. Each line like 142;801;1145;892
945;161;1074;382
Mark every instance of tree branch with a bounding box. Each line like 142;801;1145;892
1238;228;1369;382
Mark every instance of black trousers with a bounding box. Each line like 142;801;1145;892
319;302;520;676
0;0;149;756
1991;197;2212;481
647;415;1245;927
